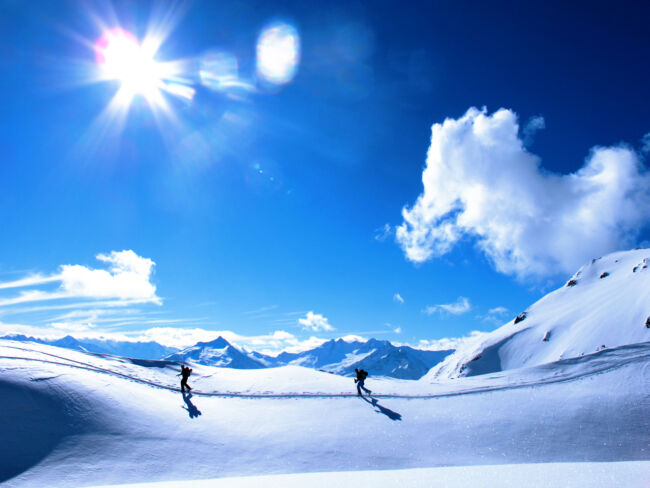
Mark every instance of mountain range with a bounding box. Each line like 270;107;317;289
0;333;453;380
0;334;179;360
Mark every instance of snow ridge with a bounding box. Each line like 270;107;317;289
426;248;650;380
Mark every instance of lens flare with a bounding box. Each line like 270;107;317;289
199;50;238;91
256;23;300;85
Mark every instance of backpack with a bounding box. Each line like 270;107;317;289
359;369;368;380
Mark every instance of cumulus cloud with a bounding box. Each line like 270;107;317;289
393;293;404;304
424;296;471;315
642;133;650;154
0;250;160;306
522;115;545;146
397;107;650;280
298;311;334;332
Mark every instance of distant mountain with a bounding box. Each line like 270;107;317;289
165;336;267;369
2;334;453;379
0;334;179;360
425;248;650;381
269;338;453;380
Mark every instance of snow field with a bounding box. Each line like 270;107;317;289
87;461;650;488
1;339;648;487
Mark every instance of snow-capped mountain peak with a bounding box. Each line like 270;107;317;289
165;336;267;369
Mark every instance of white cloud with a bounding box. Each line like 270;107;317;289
396;107;650;280
393;326;402;334
417;330;487;351
0;274;60;290
60;250;158;301
298;311;334;332
522;115;545;146
488;306;509;316
0;250;160;306
374;223;393;242
393;293;404;304
424;296;471;315
641;133;650;154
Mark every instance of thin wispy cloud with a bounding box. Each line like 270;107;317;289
416;330;487;351
374;223;393;242
0;250;160;306
641;133;650;154
423;296;471;316
393;293;404;304
243;305;279;315
0;274;61;289
488;306;508;316
298;311;334;332
0;250;163;337
522;115;545;146
397;107;650;280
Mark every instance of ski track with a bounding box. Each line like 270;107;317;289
1;342;648;400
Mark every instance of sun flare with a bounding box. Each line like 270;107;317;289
95;28;166;101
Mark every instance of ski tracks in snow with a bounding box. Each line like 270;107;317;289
1;342;649;400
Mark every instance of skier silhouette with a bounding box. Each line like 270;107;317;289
354;368;371;396
179;364;192;392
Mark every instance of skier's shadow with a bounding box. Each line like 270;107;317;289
361;395;402;421
182;391;202;419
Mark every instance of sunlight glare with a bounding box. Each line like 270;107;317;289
95;28;165;100
256;23;300;85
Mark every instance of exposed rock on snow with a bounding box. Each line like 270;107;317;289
426;249;650;380
514;312;527;324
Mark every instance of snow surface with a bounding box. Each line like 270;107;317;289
1;337;648;487
427;249;650;380
87;462;650;488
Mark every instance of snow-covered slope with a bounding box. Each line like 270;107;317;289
271;338;452;379
166;336;267;369
1;339;648;487
426;249;650;380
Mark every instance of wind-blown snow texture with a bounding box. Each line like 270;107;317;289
427;249;650;379
1;248;648;487
1;338;648;486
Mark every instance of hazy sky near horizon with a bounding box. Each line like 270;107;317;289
0;0;649;352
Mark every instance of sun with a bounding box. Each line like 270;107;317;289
94;28;167;102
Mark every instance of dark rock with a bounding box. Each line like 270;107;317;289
566;279;577;287
542;331;550;342
599;272;609;279
470;354;482;362
646;316;650;328
514;312;527;324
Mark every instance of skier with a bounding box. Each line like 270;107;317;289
179;364;192;392
354;368;371;396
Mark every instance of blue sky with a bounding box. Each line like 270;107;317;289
0;0;649;353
